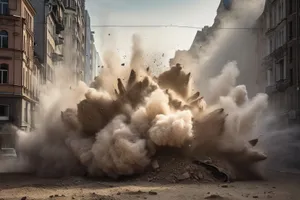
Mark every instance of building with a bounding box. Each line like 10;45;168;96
30;0;65;85
189;0;232;58
84;10;93;84
62;0;86;84
0;0;38;146
95;50;101;77
90;32;99;80
256;0;300;124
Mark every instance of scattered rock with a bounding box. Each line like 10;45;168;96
176;172;190;181
267;195;272;198
117;192;121;195
249;138;259;146
49;195;53;198
151;160;160;170
205;194;225;199
221;184;228;188
126;190;145;195
193;160;230;182
148;191;157;195
253;195;259;198
121;63;125;66
21;197;27;200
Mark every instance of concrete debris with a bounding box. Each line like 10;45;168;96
148;191;158;195
151;160;159;170
193;160;230;182
204;194;226;199
176;172;190;181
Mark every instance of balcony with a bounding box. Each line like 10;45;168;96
265;84;276;94
265;79;290;94
275;79;290;92
55;35;64;45
63;0;76;11
262;55;272;67
51;53;64;62
50;1;65;34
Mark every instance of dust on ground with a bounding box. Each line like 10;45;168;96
0;172;299;200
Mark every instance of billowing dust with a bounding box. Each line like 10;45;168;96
1;34;269;181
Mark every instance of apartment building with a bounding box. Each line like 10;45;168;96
84;10;93;84
257;0;300;124
62;0;86;84
30;0;65;85
0;0;38;146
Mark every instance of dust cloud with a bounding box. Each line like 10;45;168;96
0;0;277;180
171;0;266;98
0;32;269;180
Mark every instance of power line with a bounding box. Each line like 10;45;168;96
88;24;262;30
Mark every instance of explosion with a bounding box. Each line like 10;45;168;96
2;35;268;182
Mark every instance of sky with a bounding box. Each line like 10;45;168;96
85;0;220;64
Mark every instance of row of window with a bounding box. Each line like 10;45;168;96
267;0;285;29
268;27;286;54
1;30;33;57
0;63;40;98
0;103;32;123
24;7;33;31
23;67;39;98
266;59;286;86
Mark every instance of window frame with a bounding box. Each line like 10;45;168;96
0;63;8;84
0;0;9;15
0;30;8;48
0;104;9;121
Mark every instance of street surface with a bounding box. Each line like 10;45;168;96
0;172;299;200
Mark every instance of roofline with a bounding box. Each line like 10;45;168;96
23;0;36;15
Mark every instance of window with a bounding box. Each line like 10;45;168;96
0;30;8;48
289;21;293;40
0;105;9;121
279;59;284;80
290;69;294;85
267;68;273;86
270;10;273;28
289;0;293;14
24;102;28;122
289;47;293;63
0;0;8;15
0;63;8;84
269;37;273;53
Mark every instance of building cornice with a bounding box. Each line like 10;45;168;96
23;0;36;16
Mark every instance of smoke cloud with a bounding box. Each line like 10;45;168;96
0;33;270;180
0;0;284;180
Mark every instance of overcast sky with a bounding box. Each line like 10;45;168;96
86;0;220;63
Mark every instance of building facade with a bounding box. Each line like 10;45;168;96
30;0;65;86
84;10;93;84
62;0;86;84
257;0;300;124
90;32;98;81
95;49;101;77
0;0;38;147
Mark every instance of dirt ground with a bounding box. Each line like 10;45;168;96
0;172;300;200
